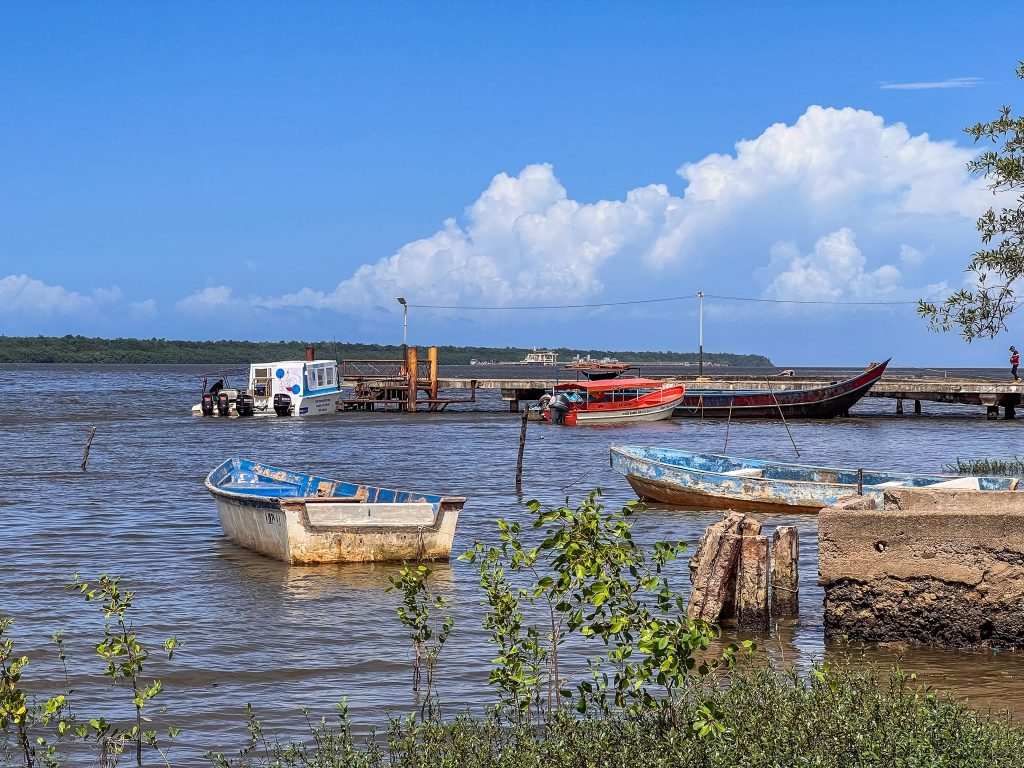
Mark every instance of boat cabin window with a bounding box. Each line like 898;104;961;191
325;367;335;386
317;368;326;387
253;367;270;379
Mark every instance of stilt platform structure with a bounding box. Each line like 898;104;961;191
339;346;477;412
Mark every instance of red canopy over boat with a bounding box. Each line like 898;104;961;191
554;377;669;392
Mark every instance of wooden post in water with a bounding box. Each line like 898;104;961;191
771;526;799;617
687;512;746;622
735;534;769;629
81;427;97;472
856;468;863;496
515;409;528;488
428;347;439;401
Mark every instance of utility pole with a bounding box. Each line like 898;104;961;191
698;290;704;377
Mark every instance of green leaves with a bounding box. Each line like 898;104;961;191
66;573;182;767
463;490;740;732
387;564;453;719
919;60;1024;340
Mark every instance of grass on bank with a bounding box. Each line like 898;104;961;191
943;457;1024;475
208;662;1024;768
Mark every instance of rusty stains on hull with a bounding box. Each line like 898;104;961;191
625;475;826;514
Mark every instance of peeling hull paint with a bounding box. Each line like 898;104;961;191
611;446;1021;514
205;458;465;564
624;475;824;514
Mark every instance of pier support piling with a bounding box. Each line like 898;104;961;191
914;399;921;414
1006;404;1016;420
987;405;999;420
736;534;770;630
771;526;799;617
895;398;904;415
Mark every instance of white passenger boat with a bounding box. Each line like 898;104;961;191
205;459;465;563
192;359;342;417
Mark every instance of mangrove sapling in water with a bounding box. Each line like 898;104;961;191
0;619;76;768
67;574;181;767
463;491;751;728
385;564;453;719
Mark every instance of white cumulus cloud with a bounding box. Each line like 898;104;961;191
763;228;904;302
0;274;121;315
176;285;239;314
175;105;990;321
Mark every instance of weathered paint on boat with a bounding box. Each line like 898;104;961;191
610;446;1021;513
674;359;890;418
205;459;465;563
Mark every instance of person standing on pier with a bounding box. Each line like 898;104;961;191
1012;346;1021;382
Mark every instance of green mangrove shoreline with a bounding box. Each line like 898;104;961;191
0;335;773;367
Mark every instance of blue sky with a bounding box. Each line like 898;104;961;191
1;2;1022;365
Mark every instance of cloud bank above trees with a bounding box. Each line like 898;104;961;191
172;105;984;318
5;105;992;345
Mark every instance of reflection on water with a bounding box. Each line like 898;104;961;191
1;364;1023;761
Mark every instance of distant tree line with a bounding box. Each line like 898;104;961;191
0;335;773;367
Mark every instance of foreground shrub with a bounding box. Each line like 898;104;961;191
208;660;1024;768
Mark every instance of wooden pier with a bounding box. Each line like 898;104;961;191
384;374;1024;419
335;350;1023;419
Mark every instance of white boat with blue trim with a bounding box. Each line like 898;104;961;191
206;459;466;563
610;446;1021;513
192;359;342;417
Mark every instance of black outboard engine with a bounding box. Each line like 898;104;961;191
200;392;214;416
217;392;231;417
273;393;292;417
235;392;255;417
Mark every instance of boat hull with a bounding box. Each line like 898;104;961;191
610;445;1020;514
569;395;683;424
205;459;464;564
192;391;342;417
621;474;826;513
674;360;889;419
211;493;460;563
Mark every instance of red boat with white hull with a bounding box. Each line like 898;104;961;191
544;378;686;425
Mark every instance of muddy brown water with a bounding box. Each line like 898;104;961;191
2;364;1024;763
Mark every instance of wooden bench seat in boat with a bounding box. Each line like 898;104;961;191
723;468;764;478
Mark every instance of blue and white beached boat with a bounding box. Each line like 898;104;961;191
610;446;1021;513
205;459;466;563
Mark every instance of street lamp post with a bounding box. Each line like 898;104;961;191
396;297;408;354
697;290;704;378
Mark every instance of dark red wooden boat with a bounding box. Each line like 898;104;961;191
674;359;889;419
563;362;632;380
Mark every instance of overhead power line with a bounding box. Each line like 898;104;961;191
408;293;920;310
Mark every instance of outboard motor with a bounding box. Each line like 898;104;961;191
273;393;292;417
216;392;231;417
235;392;255;417
200;392;214;416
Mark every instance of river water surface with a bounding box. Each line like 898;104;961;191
2;364;1023;763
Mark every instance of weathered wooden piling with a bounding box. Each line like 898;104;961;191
515;409;528;487
81;426;97;472
406;346;418;412
771;526;799;617
687;512;746;622
735;534;770;629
